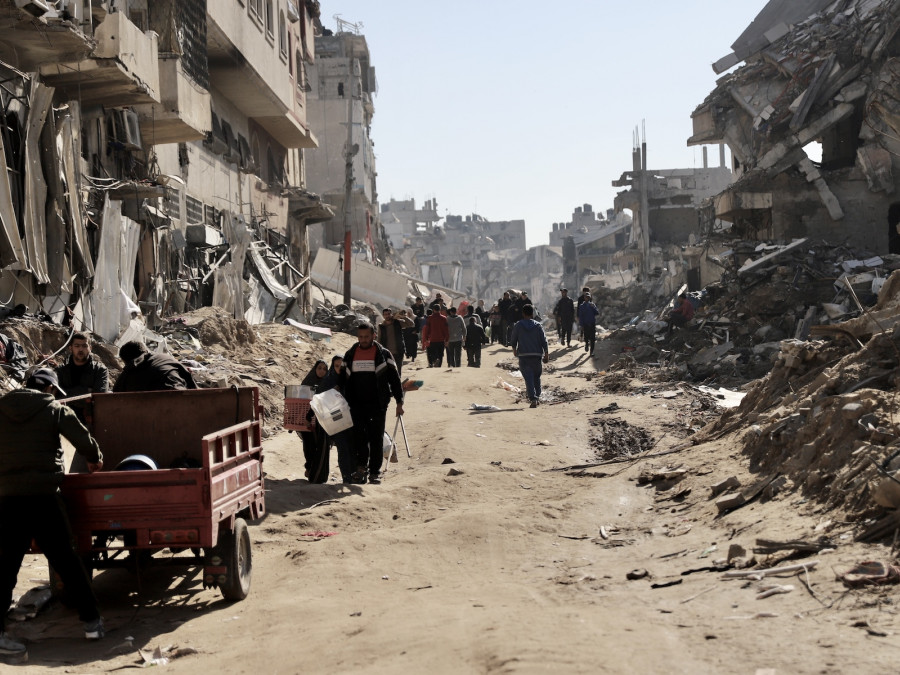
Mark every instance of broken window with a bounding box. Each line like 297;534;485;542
338;82;344;97
819;101;864;171
889;203;900;255
185;196;203;225
279;10;287;57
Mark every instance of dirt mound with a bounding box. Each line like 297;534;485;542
172;306;257;350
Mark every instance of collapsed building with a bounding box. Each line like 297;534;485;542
0;0;331;342
689;0;900;251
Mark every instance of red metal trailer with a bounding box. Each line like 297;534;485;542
58;387;265;601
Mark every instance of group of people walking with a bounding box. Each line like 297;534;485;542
298;322;404;487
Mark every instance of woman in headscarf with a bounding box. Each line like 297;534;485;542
300;360;329;483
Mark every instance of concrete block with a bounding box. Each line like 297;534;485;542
716;492;746;513
841;402;865;420
711;476;741;497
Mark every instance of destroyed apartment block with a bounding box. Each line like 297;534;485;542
689;0;900;251
0;0;333;344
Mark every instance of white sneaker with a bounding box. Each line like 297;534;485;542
84;617;105;640
0;632;26;655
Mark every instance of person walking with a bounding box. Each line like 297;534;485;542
399;310;419;363
577;293;600;356
378;308;412;375
488;303;501;344
423;306;449;367
318;356;358;484
553;289;576;347
0;369;105;657
55;331;109;423
299;360;330;483
446;306;467;368
510;305;549;408
497;292;513;346
464;316;487;367
341;322;404;484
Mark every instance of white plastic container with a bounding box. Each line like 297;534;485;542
309;389;354;435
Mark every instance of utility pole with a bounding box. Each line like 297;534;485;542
341;67;358;305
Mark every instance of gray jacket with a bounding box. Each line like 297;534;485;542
447;315;467;343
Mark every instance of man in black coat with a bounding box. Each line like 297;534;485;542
113;341;198;392
553;289;576;347
341;323;404;484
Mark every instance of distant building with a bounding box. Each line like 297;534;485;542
381;197;440;249
305;21;379;254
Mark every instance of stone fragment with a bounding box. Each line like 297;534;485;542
710;476;741;497
841;402;864;420
716;492;746;513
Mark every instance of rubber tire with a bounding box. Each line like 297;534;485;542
219;518;252;601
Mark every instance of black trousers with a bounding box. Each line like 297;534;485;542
0;494;99;629
350;406;387;477
583;324;597;353
447;341;462;367
426;343;445;367
300;427;330;483
559;319;573;345
466;345;482;367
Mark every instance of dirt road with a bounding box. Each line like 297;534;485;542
8;337;898;673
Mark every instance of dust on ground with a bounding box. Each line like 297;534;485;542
3;316;900;673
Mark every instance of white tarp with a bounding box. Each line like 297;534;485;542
215;213;252;321
22;81;54;284
90;196;141;341
0;122;25;271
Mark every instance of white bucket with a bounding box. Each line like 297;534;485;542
309;389;354;435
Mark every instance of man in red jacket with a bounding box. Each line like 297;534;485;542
424;307;449;367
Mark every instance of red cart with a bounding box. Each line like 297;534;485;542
57;387;265;601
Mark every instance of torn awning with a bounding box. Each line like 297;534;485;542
249;247;294;301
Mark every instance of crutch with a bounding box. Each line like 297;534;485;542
388;416;400;463
398;414;412;458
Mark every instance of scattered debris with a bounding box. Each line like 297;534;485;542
838;561;900;588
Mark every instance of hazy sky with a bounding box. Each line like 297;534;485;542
320;1;770;248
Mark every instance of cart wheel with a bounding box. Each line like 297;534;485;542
220;518;252;601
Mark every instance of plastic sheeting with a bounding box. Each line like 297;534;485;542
0;120;25;271
90;196;141;341
22;81;54;284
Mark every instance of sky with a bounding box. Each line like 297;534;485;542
320;1;770;248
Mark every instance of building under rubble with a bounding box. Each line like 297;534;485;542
689;0;900;252
0;0;331;340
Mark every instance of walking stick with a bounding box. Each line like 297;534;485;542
389;416;400;463
398;414;412;458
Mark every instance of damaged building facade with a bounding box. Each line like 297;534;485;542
689;0;900;252
304;20;384;264
0;0;329;341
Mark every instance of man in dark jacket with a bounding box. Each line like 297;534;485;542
55;332;109;422
341;323;404;484
553;289;576;347
113;341;198;392
510;305;549;408
497;292;513;346
0;369;105;655
378;308;412;375
464;316;487;367
577;293;600;356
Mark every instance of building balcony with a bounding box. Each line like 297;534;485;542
206;14;315;149
40;11;160;106
135;58;211;146
0;7;93;71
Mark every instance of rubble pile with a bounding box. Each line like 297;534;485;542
699;270;900;522
602;241;900;387
588;417;654;461
0;307;350;430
